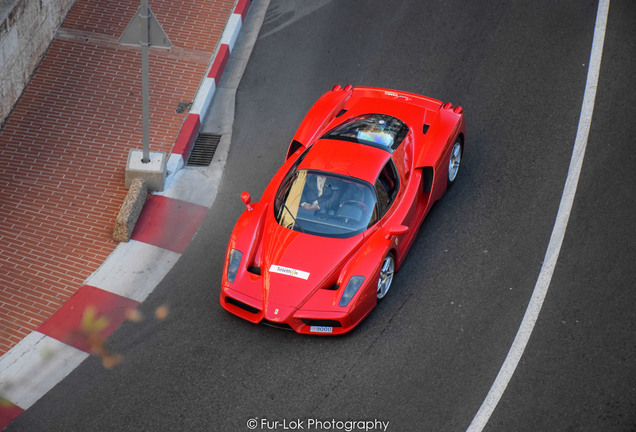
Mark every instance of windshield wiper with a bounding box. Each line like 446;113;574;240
282;204;305;233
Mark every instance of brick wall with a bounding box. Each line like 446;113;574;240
0;0;75;125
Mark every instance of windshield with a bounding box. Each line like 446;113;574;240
275;170;377;238
321;113;408;151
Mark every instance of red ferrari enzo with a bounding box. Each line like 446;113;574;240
220;85;465;334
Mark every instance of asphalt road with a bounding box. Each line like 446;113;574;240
9;0;635;431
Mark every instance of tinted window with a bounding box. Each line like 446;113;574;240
275;170;377;238
375;160;399;217
322;114;409;151
274;146;311;213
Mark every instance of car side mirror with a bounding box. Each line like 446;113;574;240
241;191;254;212
385;225;409;239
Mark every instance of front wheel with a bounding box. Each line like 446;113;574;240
377;253;395;301
447;139;463;187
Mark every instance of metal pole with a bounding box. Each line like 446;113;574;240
140;0;150;163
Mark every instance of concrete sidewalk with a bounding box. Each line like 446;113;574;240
0;0;252;428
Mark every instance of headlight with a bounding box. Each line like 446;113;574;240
227;249;243;283
339;276;365;307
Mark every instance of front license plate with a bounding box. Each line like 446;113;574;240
310;326;333;333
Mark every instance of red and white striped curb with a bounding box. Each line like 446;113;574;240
0;0;251;429
167;0;250;176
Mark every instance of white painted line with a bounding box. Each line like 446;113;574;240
466;1;610;430
86;240;181;302
0;332;89;409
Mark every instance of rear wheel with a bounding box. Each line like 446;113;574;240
377;253;395;300
447;138;463;187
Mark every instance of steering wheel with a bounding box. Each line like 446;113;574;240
335;200;368;223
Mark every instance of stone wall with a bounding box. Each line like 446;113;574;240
0;0;75;125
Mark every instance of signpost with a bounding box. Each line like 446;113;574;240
120;0;172;191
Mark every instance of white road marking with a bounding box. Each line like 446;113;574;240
466;1;610;430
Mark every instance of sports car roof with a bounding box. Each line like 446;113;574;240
297;138;390;184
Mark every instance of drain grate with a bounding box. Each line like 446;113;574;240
187;133;221;166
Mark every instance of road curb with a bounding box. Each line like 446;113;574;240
170;0;250;171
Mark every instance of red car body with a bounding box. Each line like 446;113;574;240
220;85;465;335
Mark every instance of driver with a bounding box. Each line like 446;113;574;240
300;174;339;211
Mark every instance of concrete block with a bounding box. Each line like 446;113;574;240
113;178;147;242
125;149;167;192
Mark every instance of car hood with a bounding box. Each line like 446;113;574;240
253;221;363;317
